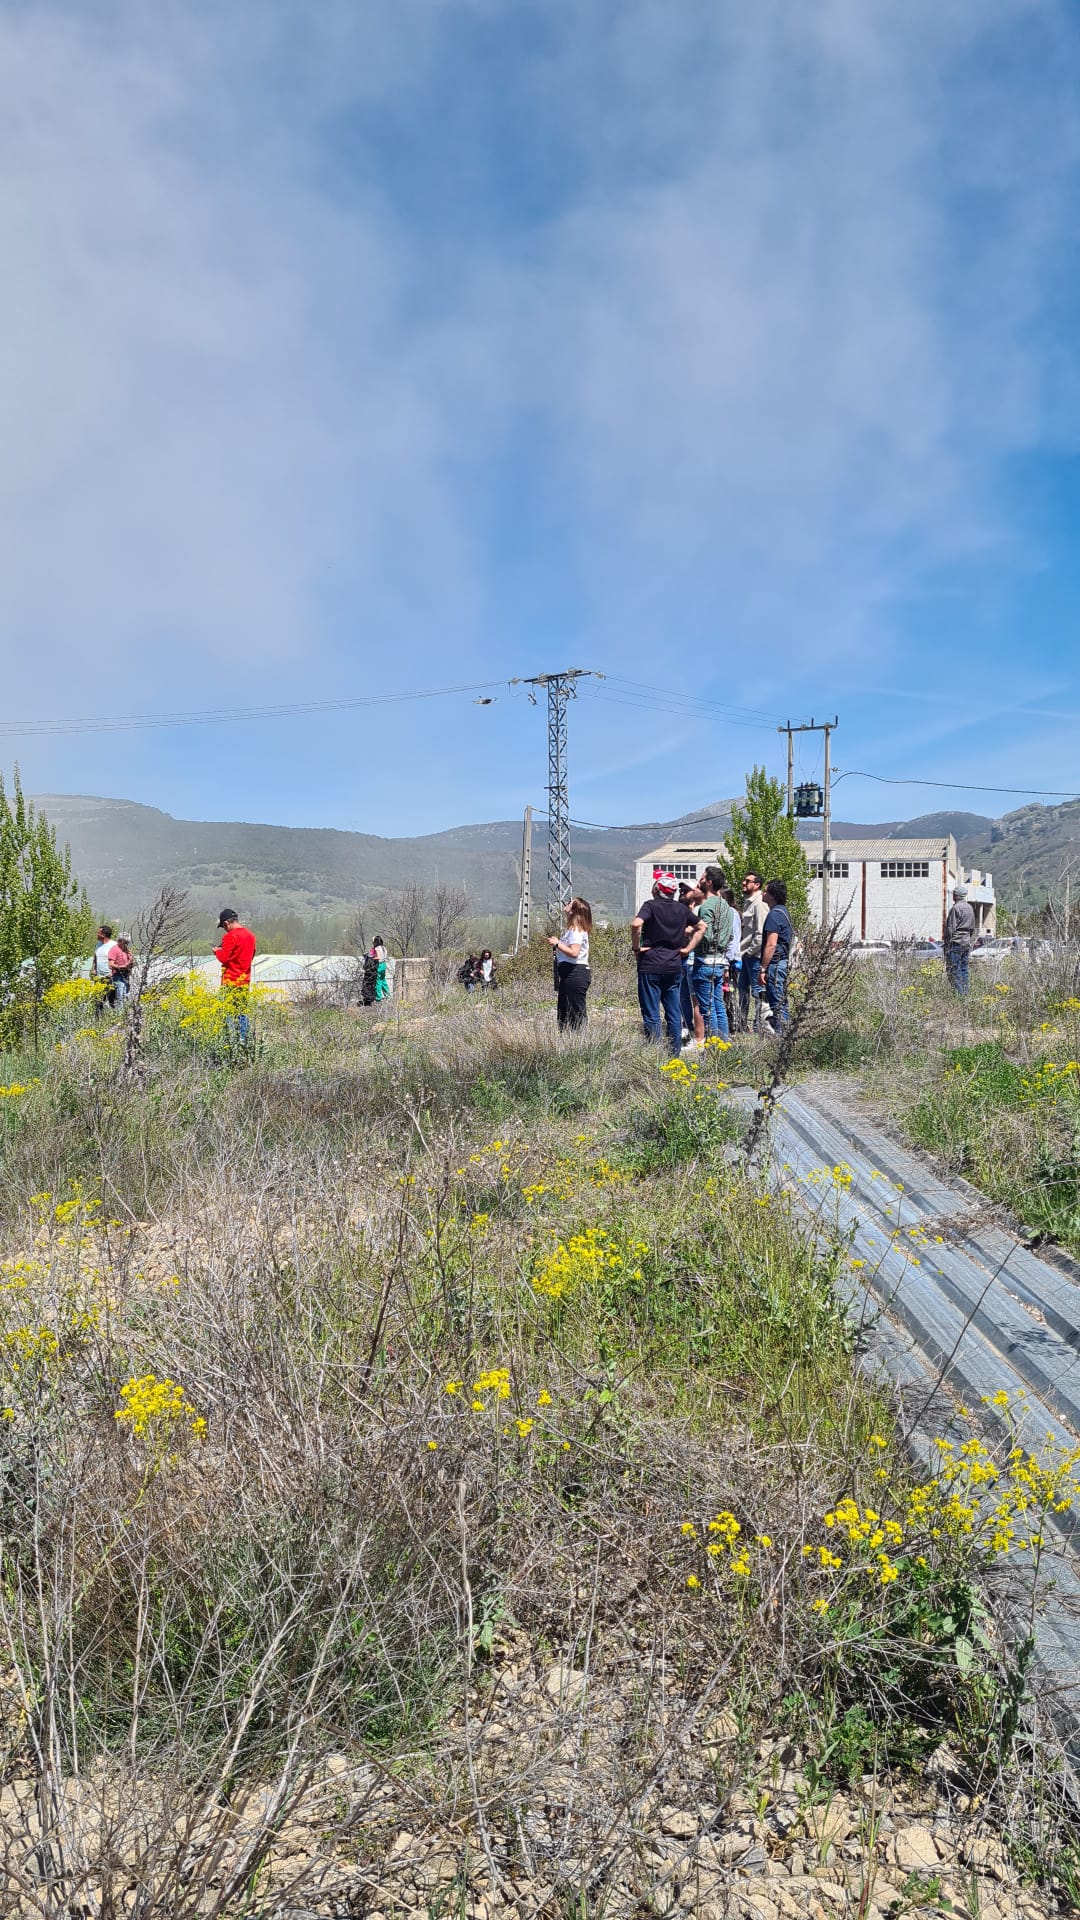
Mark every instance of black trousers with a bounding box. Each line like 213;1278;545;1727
556;962;590;1030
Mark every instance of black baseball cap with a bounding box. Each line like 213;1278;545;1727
217;907;238;927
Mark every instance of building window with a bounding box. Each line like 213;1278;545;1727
880;861;930;879
806;861;849;879
653;862;702;880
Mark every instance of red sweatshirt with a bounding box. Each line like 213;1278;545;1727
214;924;256;986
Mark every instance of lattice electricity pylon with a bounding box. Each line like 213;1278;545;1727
519;669;594;922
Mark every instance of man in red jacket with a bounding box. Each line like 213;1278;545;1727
214;907;256;1047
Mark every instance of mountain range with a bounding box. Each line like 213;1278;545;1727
31;792;1080;935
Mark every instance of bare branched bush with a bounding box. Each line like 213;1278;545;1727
370;879;429;957
743;914;859;1165
119;884;193;1083
429;881;469;956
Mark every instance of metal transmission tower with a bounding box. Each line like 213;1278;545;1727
520;669;597;921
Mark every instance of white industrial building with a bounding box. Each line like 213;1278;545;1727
633;840;726;908
800;838;995;943
634;835;995;944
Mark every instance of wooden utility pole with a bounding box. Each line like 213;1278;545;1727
778;716;839;926
822;720;834;928
515;804;533;952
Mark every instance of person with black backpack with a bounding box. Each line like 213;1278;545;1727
692;866;735;1039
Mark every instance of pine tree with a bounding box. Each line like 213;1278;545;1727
0;769;95;1044
723;766;809;923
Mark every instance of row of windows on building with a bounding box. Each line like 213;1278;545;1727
655;859;935;884
807;860;931;881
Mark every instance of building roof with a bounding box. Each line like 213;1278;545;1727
801;837;957;861
638;840;726;861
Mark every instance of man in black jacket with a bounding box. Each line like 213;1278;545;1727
631;872;700;1055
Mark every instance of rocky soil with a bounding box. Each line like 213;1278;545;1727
237;1641;1071;1920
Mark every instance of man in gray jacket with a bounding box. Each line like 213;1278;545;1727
944;885;976;995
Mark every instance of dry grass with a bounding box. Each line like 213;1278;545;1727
0;985;1073;1912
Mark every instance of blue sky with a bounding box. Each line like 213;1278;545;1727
3;0;1080;835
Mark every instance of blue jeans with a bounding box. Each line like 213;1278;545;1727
693;962;729;1038
946;944;970;995
765;957;790;1031
737;955;763;1031
638;971;683;1054
223;987;251;1048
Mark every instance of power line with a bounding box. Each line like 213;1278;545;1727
534;805;731;833
581;687;779;733
835;769;1080;800
602;675;783;726
0;670;779;745
553;769;1080;835
584;684;777;726
0;679;506;741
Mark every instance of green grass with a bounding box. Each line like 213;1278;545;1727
907;1039;1080;1251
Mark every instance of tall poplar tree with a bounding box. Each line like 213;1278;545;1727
0;770;94;1044
723;766;810;923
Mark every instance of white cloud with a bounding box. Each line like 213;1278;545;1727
0;2;488;713
506;0;1080;653
1;0;1078;802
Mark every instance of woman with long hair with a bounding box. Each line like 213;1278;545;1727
548;897;592;1030
108;934;134;1008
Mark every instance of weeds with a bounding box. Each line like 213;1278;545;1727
0;980;1073;1910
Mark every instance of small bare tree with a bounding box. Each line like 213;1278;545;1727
371;881;430;958
1046;856;1079;946
119;884;193;1082
429;883;469;956
743;914;858;1167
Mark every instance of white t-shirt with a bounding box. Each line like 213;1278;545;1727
559;927;590;966
94;939;113;976
480;957;493;981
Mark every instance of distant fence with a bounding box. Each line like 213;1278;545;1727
74;952;437;1006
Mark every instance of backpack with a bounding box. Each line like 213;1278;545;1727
700;896;734;958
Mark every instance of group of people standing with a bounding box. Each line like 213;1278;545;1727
632;867;792;1055
541;867;793;1052
91;925;134;1010
361;935;395;1005
91;907;259;1044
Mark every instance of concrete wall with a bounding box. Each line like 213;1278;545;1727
806;867;862;935
632;843;995;943
805;862;950;942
